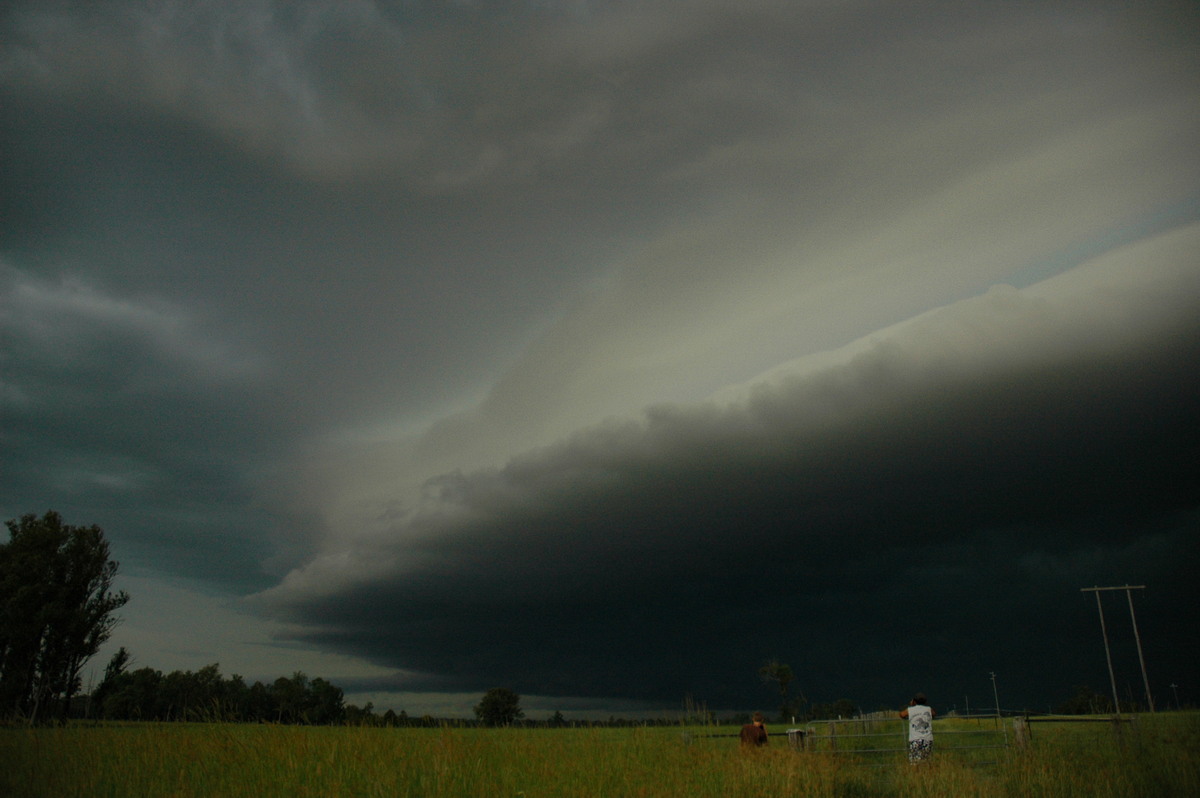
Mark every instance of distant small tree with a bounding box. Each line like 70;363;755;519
1055;684;1114;715
90;646;131;715
809;698;859;720
101;647;131;683
271;671;312;723
832;698;857;718
100;666;164;720
474;687;524;727
223;674;250;722
344;701;377;726
759;659;804;720
308;677;345;724
161;669;198;721
247;680;273;722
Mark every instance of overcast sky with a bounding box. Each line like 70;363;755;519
3;0;1198;719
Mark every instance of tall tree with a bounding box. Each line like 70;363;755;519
474;687;524;727
0;511;129;722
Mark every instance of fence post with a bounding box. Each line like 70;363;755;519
1012;716;1030;749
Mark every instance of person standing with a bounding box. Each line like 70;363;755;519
899;693;935;762
740;711;769;747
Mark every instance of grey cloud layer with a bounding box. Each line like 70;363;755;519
7;1;1194;190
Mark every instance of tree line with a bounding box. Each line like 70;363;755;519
90;652;350;724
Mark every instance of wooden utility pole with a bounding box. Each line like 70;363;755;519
1081;585;1154;714
1123;587;1155;712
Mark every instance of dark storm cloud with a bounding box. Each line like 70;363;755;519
3;0;1198;710
263;252;1200;709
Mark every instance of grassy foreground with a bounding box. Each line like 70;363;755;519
3;713;1198;797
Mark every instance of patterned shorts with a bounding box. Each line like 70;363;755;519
908;739;933;762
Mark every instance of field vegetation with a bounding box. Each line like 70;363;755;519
3;711;1197;797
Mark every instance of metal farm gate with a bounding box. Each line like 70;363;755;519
784;713;1014;765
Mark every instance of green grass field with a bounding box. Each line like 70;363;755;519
3;712;1198;797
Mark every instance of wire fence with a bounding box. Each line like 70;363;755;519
780;714;1013;765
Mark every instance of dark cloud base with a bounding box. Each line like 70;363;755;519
276;321;1200;711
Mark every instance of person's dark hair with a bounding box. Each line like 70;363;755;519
913;693;928;706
